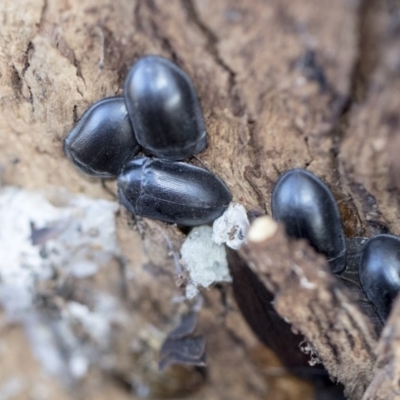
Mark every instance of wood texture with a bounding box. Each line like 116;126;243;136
362;296;400;400
1;0;400;399
239;217;377;400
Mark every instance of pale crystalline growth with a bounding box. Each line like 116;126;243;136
212;203;250;250
180;225;231;298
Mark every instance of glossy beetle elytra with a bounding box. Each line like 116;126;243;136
118;157;231;226
271;169;346;274
124;55;207;160
226;168;400;399
359;234;400;323
227;170;370;395
64;97;140;177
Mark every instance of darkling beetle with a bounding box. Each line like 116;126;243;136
228;169;345;382
117;157;232;226
271;169;400;326
64;96;140;178
229;168;400;394
359;234;400;323
271;169;346;274
124;55;207;160
64;55;231;226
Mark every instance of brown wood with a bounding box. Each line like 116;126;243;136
1;0;400;399
239;217;377;400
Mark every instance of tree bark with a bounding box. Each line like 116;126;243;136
1;0;400;399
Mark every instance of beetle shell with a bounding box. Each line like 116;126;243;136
337;238;383;333
118;157;232;226
64;97;140;177
359;234;400;322
124;55;207;160
271;169;346;274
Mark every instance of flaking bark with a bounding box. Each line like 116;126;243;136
239;218;377;400
362;296;400;400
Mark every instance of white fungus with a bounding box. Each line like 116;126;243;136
0;186;124;382
180;225;231;298
212;203;249;250
0;186;119;318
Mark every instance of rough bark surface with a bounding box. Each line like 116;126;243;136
362;296;400;400
239;218;377;400
1;0;400;399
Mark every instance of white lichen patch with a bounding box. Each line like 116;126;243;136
0;186;124;383
180;225;231;298
0;377;24;400
212;203;249;250
24;293;126;383
0;186;119;317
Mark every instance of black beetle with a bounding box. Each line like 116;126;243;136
123;55;207;160
118;157;231;226
359;234;400;323
64;97;140;177
271;169;346;274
